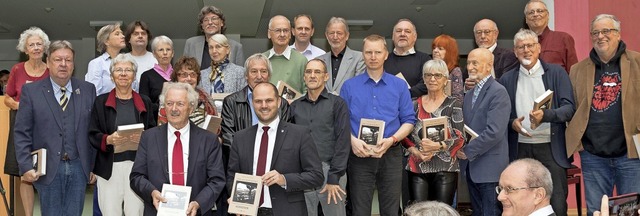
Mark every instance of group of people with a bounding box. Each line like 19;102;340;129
2;1;638;216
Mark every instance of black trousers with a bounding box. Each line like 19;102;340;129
518;142;568;216
408;171;458;205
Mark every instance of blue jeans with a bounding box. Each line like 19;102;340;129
580;151;640;216
465;166;501;216
34;158;88;216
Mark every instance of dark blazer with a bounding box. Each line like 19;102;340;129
183;35;245;67
89;90;156;180
227;121;324;216
316;46;365;95
14;77;97;185
138;68;166;121
130;122;226;216
498;61;575;168
461;77;510;183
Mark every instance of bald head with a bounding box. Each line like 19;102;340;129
467;48;494;80
473;19;499;49
268;15;292;49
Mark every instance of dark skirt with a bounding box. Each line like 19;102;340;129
4;109;20;176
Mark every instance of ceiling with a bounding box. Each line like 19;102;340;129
0;0;528;41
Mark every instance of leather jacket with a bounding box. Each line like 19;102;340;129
220;86;292;147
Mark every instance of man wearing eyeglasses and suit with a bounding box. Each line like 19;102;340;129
263;15;307;94
316;17;365;95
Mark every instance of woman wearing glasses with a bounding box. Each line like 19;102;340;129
158;56;217;127
403;59;464;205
3;26;50;216
198;34;246;95
139;35;175;121
431;34;464;103
89;54;156;215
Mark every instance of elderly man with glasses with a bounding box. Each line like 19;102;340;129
263;15;307;94
566;14;640;216
497;158;555;216
498;28;575;216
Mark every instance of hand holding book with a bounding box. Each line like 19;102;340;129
529;109;544;130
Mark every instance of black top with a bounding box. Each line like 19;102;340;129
330;48;346;85
290;88;351;184
383;51;432;97
139;68;168;121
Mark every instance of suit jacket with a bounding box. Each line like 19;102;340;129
130;122;226;216
498;61;575;168
462;46;519;80
316;47;365;95
183;35;245;67
566;49;640;158
227;121;323;216
14;77;97;185
461;77;510;183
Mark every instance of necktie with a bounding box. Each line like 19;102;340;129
256;126;270;205
172;131;184;186
59;87;68;111
472;85;480;108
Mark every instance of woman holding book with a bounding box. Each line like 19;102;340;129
198;33;246;94
403;59;464;205
88;54;156;216
431;34;464;103
157;56;217;127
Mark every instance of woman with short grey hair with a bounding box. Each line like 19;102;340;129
198;33;246;94
86;23;126;95
4;26;51;216
89;53;156;216
139;35;175;121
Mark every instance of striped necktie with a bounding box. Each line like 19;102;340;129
60;87;68;111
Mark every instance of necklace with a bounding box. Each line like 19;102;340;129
116;97;131;105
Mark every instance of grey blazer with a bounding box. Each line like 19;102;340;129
183;35;245;67
316;47;365;95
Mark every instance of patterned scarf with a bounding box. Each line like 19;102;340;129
210;58;229;93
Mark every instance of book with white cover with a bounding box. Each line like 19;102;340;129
116;123;144;153
202;115;222;134
463;124;479;143
358;119;385;145
276;80;302;100
632;134;640;158
395;73;411;89
422;117;449;142
31;148;46;176
532;90;553;129
157;184;192;216
229;173;263;216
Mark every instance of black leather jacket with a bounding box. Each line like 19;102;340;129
220;86;292;147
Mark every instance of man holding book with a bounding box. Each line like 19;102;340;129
340;34;415;216
498;29;575;216
290;59;351;216
130;82;226;216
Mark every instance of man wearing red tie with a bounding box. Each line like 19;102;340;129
130;82;226;216
227;82;324;216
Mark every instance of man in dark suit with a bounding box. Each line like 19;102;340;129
227;82;324;216
130;82;226;216
459;48;511;216
498;29;575;216
464;19;519;90
14;40;97;215
498;158;556;216
316;16;365;95
183;5;244;68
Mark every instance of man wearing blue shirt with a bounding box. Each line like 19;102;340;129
340;34;415;216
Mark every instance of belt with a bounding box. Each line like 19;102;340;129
62;153;70;161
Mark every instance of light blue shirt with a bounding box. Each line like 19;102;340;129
50;78;72;104
247;89;258;125
86;52;114;95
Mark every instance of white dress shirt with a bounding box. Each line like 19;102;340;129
253;117;280;208
529;205;554;216
167;123;190;185
267;46;292;60
290;43;326;60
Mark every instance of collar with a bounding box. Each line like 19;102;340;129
364;71;390;85
50;77;72;93
168;120;191;135
99;52;111;61
393;47;416;56
475;74;491;90
538;26;551;40
267;46;292;60
488;43;498;53
290;43;312;54
258;116;280;131
105;89;148;112
528;205;554;216
332;47;346;58
519;59;544;76
302;88;330;103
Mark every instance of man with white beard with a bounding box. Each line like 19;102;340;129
498;28;575;216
